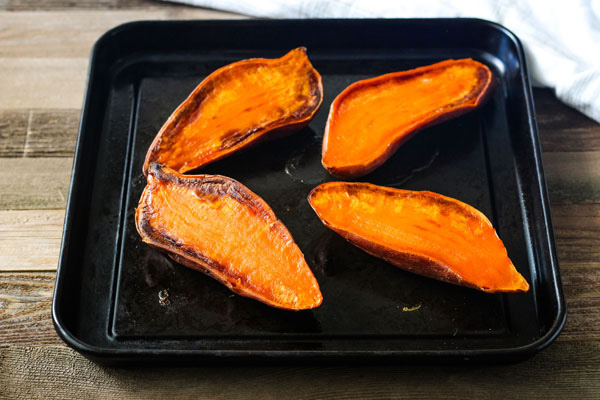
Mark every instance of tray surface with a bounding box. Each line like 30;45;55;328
53;19;565;363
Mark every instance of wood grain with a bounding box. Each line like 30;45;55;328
25;109;79;157
0;158;72;210
0;58;88;109
0;9;243;111
0;109;79;157
0;10;244;58
553;204;600;265
543;152;600;204
535;88;600;152
0;272;61;346
0;210;64;271
551;204;600;340
0;109;28;156
0;342;599;399
560;264;600;341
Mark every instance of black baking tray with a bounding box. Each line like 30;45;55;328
52;19;565;364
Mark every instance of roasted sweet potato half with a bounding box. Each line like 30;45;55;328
308;182;529;293
143;47;323;175
136;164;323;310
322;59;493;178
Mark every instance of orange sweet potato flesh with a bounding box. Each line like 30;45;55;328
322;59;493;178
143;47;323;175
136;164;323;310
308;182;529;293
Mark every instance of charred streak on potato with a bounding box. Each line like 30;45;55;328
218;128;259;150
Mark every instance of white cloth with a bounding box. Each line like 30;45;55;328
165;0;600;123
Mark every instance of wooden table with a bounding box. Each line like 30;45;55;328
0;1;599;398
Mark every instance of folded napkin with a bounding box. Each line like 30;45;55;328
165;0;600;123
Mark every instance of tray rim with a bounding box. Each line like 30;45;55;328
52;17;566;363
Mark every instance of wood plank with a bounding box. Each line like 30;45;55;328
0;58;88;109
0;10;244;110
551;203;600;340
0;158;72;210
543;151;600;204
0;10;244;58
551;205;600;340
25;109;79;157
534;88;600;152
552;203;600;265
0;109;79;157
0;342;599;399
0;210;65;271
0;109;28;156
560;264;600;341
0;272;61;346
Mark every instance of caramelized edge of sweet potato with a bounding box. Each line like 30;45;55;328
322;59;493;178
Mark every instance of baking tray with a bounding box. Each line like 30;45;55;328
52;19;565;364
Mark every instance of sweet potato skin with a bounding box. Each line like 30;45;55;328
322;226;473;290
322;59;493;178
143;47;323;176
308;182;529;293
136;164;323;310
